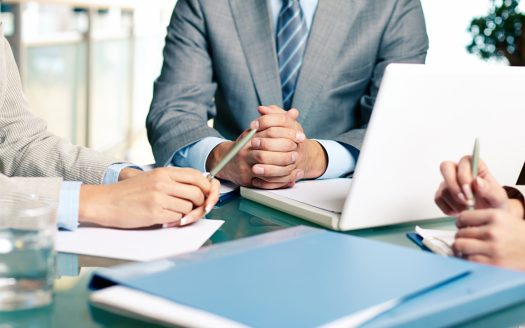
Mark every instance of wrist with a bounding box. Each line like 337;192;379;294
206;141;234;178
301;140;328;179
508;199;525;219
78;185;111;226
118;168;142;181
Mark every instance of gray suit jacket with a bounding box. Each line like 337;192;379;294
0;25;115;184
147;0;429;166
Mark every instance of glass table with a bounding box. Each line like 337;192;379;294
3;196;525;327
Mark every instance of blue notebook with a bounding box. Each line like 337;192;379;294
89;226;525;327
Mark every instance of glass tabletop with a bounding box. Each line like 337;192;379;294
2;196;525;327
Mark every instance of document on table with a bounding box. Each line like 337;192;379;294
56;219;224;262
415;226;456;256
264;178;352;213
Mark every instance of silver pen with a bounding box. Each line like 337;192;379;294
205;129;257;181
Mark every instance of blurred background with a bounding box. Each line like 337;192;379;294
0;0;523;166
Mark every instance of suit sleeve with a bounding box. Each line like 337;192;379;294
0;35;115;184
334;0;429;150
147;0;222;167
0;173;62;205
504;186;525;219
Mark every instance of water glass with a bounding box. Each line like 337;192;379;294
0;192;55;311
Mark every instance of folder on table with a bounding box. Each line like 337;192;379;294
89;226;525;328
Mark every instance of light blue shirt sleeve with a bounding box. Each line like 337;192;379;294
172;137;227;172
315;140;356;179
102;163;143;184
56;181;82;231
56;163;143;231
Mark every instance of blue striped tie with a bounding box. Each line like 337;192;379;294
276;0;308;110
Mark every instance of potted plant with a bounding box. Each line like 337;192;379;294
467;0;525;66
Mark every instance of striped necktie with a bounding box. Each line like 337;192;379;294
276;0;308;110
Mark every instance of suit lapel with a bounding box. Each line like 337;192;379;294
230;0;283;107
292;0;357;119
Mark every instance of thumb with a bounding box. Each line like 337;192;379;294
474;176;508;209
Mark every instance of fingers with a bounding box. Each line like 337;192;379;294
473;176;508;209
439;161;466;210
204;178;221;214
466;254;492;265
456;209;498;228
254;127;305;143
251;137;298;152
453;238;492;257
455;226;490;239
257;105;285;115
161;167;213;195
258;105;297;116
456;156;474;186
253;164;303;179
252;178;294;190
252;106;304;135
160;194;194;216
162;181;206;207
162;179;221;228
249;149;298;166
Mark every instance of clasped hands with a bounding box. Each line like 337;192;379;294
435;156;525;270
208;105;328;189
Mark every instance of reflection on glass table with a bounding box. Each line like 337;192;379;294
2;196;525;327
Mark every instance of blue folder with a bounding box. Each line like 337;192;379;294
89;226;525;327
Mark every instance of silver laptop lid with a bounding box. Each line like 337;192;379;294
339;64;525;230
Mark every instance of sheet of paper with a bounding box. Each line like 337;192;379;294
220;181;238;195
415;226;456;256
56;219;224;262
265;178;352;213
415;226;456;246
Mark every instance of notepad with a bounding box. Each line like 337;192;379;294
414;226;456;256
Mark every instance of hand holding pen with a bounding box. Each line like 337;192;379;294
435;139;508;215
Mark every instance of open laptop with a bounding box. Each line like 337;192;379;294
240;64;525;231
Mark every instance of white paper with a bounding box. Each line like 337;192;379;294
90;286;248;328
220;181;238;195
415;226;456;246
56;219;224;262
265;178;352;213
415;226;457;256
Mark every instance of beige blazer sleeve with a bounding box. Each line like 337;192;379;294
0;25;115;184
0;173;62;205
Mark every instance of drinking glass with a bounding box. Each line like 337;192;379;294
0;192;55;311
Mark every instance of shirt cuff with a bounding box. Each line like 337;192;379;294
315;140;357;179
103;163;143;184
171;137;228;172
56;181;82;231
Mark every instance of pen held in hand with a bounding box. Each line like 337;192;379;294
466;138;480;211
205;129;257;181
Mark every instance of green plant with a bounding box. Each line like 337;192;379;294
467;0;525;65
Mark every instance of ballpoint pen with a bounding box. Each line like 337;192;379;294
466;138;479;211
205;129;257;181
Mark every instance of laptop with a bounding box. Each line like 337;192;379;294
240;64;525;231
